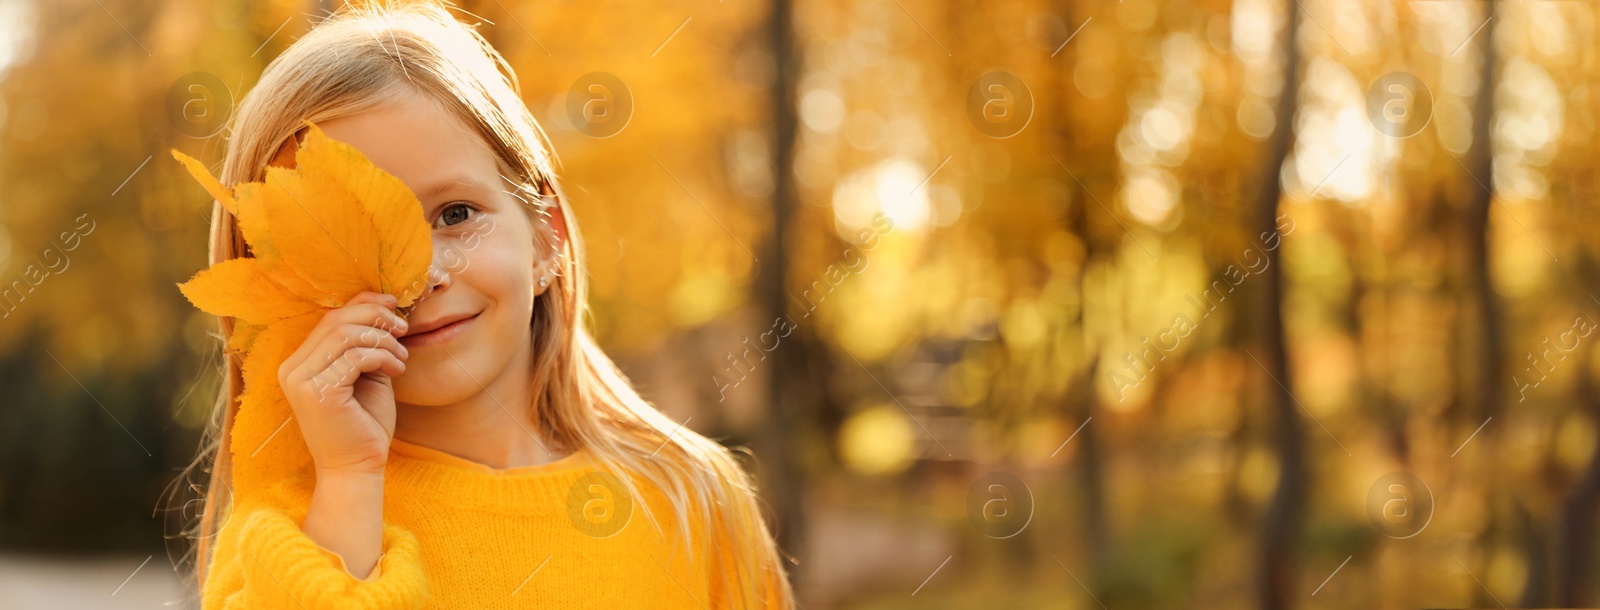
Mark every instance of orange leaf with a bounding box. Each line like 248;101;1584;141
171;150;237;215
260;163;382;300
228;180;333;306
227;321;265;355
295;124;433;306
232;311;322;490
170;122;434;311
177;258;320;325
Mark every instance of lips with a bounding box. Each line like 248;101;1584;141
400;312;479;347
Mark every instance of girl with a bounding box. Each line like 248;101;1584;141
182;1;792;607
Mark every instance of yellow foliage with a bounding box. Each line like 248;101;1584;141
838;404;916;475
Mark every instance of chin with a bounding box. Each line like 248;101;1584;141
391;313;532;407
391;356;484;407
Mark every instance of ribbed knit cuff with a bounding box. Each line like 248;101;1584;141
236;508;426;609
319;548;385;581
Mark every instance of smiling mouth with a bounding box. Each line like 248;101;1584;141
399;313;479;347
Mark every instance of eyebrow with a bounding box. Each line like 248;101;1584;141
416;176;496;203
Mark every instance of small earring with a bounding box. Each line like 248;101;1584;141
538;275;550;288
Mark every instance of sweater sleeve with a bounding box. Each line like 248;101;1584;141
203;506;427;609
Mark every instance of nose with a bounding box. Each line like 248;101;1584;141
418;243;457;302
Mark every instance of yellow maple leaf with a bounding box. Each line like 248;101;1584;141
172;122;433;492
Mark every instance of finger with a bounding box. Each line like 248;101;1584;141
331;323;409;362
347;291;399;309
339;303;408;336
304;348;406;400
297;323;410;382
313;293;400;337
285;303;407;372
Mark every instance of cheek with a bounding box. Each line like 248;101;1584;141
456;230;536;324
458;226;541;371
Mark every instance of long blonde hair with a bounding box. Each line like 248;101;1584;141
180;1;791;606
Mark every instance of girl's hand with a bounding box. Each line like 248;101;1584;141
278;291;410;476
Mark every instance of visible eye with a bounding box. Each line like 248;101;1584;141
433;202;478;228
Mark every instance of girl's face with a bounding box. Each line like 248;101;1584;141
317;92;550;406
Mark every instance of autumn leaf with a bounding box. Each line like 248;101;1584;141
176;257;317;325
171;122;433;492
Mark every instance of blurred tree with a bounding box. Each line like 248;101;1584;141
754;0;808;578
1253;1;1302;608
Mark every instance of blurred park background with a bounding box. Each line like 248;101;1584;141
2;0;1599;608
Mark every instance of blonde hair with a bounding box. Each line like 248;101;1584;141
179;1;791;606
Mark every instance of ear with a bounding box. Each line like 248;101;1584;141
546;197;570;253
535;198;570;295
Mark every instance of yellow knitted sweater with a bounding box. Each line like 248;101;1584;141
203;439;735;609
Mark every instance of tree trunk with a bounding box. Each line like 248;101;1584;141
1556;372;1600;605
1075;356;1110;563
1463;0;1501;429
1070;176;1109;565
1053;0;1110;568
1256;1;1304;608
1459;4;1516;607
1555;256;1600;606
756;0;807;594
